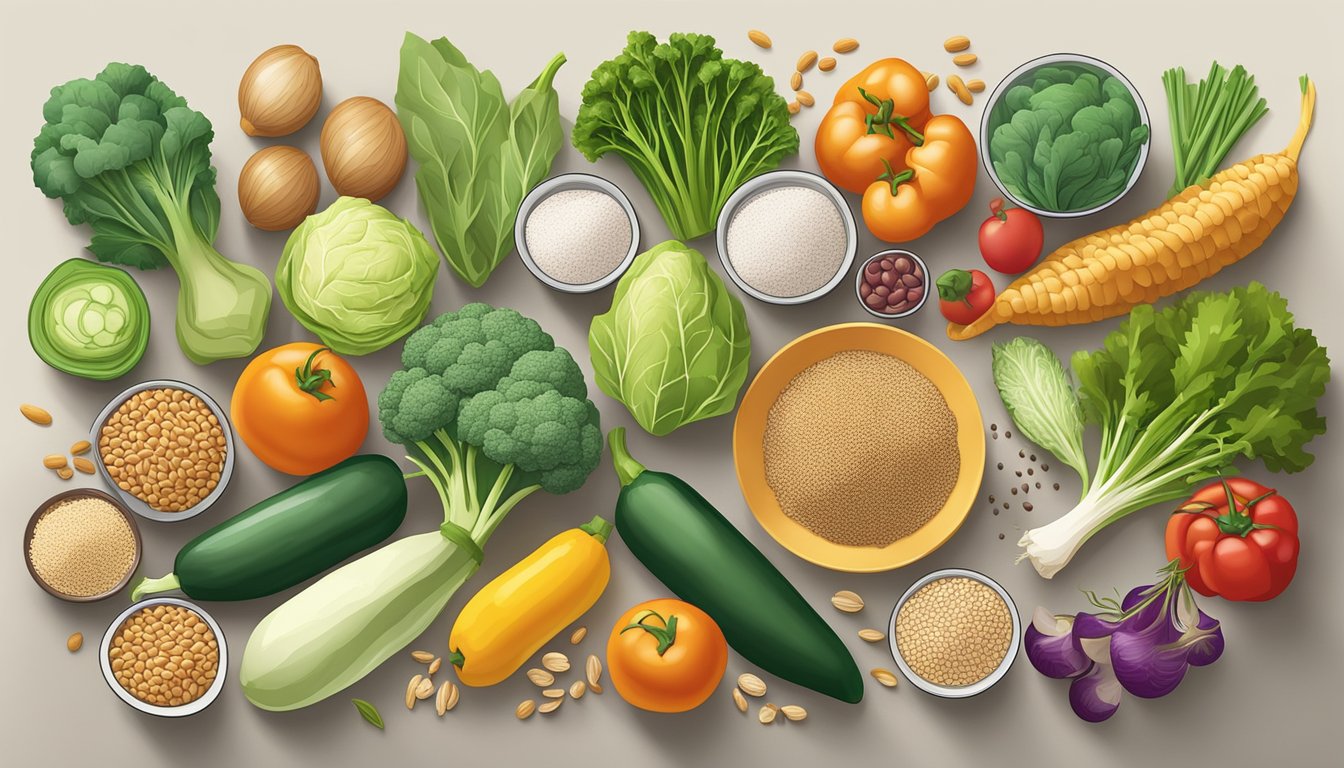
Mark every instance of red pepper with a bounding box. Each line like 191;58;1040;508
1164;478;1300;602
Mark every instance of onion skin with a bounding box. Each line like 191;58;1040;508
238;146;320;231
320;97;407;202
239;44;322;137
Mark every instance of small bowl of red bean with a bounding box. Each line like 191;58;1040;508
856;249;929;319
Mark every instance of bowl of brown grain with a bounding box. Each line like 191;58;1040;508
99;597;227;717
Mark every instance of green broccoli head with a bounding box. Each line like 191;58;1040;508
379;303;602;494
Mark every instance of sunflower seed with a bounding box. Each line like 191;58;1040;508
542;652;570;673
831;590;864;613
570;626;588;645
542;688;565;699
585;654;603;693
516;700;536;720
526;668;555;687
569;681;586;699
833;38;859;54
732;687;748;712
858;628;886;643
758;704;777;724
747;29;772;49
20;404;52;425
428;656;442;675
415;677;435;700
406;674;423;709
435;680;458;716
539;698;563;714
781;704;807;721
411;650;434;663
737;673;767;697
871;668;899;687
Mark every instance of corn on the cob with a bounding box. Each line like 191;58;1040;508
948;77;1315;341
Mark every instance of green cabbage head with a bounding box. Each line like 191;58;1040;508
278;196;439;355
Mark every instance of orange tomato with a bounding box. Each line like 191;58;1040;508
815;58;931;194
607;599;727;713
231;342;369;475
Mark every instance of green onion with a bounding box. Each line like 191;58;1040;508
1163;62;1269;196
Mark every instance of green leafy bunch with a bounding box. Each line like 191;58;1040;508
573;31;799;240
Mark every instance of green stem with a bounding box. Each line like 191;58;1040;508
294;347;335;402
608;428;646;487
620;609;680;656
131;573;180;602
579;515;613;544
448;649;466;669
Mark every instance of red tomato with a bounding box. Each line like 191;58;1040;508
935;269;995;325
1165;477;1300;602
978;198;1044;274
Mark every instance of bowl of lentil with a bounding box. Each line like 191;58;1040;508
888;568;1021;698
514;173;641;293
715;170;857;305
24;488;141;602
732;323;985;572
99;597;227;717
90;380;235;523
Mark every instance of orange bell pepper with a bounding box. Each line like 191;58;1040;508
861;115;978;242
815;59;931;194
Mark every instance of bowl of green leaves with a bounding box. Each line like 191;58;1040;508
981;53;1151;218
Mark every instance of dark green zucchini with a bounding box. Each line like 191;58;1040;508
608;429;864;703
132;455;407;601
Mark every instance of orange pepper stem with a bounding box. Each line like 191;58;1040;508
294;346;336;403
877;158;915;195
856;87;924;145
620;609;680;656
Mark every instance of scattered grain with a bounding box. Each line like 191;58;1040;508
818;57;836;72
781;704;807;721
67;632;83;652
790;71;803;91
758;704;777;724
70;440;91;455
748;29;773;49
539;698;563;714
542;688;565;699
411;650;434;663
795;90;815;107
527;668;555;687
56;467;74;480
569;681;586;699
895;576;1012;687
21;404;52;425
952;53;978;67
43;454;68;470
947;74;973;105
1023;502;1034;512
738;673;767;697
570;626;588;645
925;72;940;92
943;35;971;53
516;700;536;720
406;674;423;709
833;38;860;54
732;687;748;712
542;651;570;673
73;457;95;475
858;628;886;643
787;101;801;115
831;590;865;613
428;657;442;675
967;79;985;93
586;654;603;694
870;668;899;687
435;680;458;715
796;51;818;73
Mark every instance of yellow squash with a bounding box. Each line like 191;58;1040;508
948;77;1315;340
448;516;612;687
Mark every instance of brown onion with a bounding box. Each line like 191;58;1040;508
239;45;322;137
319;96;407;202
238;146;320;231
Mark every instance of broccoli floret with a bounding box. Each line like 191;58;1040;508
379;304;602;540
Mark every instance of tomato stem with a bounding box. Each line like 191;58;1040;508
620;609;679;656
990;197;1008;222
877;158;915;195
1213;478;1279;537
857;87;925;145
294;347;336;403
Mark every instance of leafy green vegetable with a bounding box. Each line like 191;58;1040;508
1163;62;1268;196
352;699;384;730
31;63;271;364
28;259;149;380
395;34;565;287
987;63;1149;213
572;31;799;240
590;241;751;436
991;337;1088;490
241;304;602;711
1014;283;1329;578
277;197;439;355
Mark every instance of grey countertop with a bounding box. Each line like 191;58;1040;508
2;1;1339;766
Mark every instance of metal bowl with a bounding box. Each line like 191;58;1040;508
514;173;641;293
854;249;930;320
23;488;142;602
89;379;235;523
888;568;1021;698
99;597;228;717
980;53;1151;219
715;170;858;305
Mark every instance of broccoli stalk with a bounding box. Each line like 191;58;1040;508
31;63;271;364
380;303;604;548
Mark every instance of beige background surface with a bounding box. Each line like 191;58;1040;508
2;1;1340;766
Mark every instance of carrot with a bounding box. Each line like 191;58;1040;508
948;75;1315;341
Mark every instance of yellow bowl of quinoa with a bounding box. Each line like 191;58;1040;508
733;323;985;572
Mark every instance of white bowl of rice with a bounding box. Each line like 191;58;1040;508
715;171;857;305
515;174;641;293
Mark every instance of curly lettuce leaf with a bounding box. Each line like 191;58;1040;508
992;338;1089;490
589;241;751;437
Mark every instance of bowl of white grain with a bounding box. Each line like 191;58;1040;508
515;173;641;293
715;170;857;305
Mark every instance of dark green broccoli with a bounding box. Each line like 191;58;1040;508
379;303;602;544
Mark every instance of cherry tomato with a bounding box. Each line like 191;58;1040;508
607;599;727;713
936;269;995;325
1165;477;1300;602
231;342;369;475
978;198;1044;274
